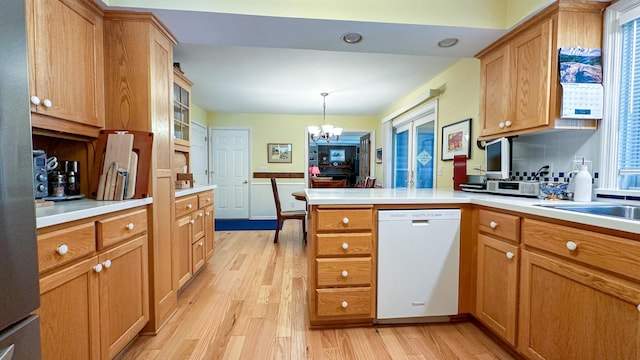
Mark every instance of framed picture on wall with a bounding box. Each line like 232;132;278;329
267;143;292;163
441;118;471;161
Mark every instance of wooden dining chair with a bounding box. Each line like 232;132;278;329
270;178;306;244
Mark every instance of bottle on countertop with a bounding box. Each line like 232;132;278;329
573;161;592;202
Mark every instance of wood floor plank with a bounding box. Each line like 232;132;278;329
117;222;516;360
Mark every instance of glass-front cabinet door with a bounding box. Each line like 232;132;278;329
173;69;193;151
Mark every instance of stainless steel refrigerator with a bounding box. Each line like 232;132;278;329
0;0;42;358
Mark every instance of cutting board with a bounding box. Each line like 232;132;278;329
91;130;154;200
103;133;134;174
125;151;138;199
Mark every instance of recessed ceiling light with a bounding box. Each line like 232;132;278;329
437;38;459;48
342;32;363;44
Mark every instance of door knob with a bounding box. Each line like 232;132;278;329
243;180;248;184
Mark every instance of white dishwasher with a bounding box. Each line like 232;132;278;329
377;209;461;323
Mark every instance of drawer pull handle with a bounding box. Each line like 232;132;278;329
342;217;349;224
126;223;134;230
187;204;193;209
341;301;348;309
566;241;578;251
342;242;349;250
93;264;103;273
489;221;498;229
505;251;514;259
341;270;349;278
103;259;112;269
56;244;69;255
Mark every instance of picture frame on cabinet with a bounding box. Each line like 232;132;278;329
441;118;471;161
267;143;292;163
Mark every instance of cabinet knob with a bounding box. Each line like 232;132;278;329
199;241;204;247
489;221;498;229
42;98;52;108
56;244;69;255
341;270;349;278
126;223;134;230
505;120;512;127
190;220;195;224
30;96;40;105
506;251;515;259
206;211;210;216
566;241;578;251
637;304;640;313
187;204;193;209
341;301;348;308
93;264;103;273
342;217;349;224
498;122;505;129
199;213;204;218
207;198;211;202
342;242;349;250
103;259;112;269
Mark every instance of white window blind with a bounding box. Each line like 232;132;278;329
618;19;640;189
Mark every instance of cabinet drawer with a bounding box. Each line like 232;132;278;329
198;191;214;208
176;195;198;218
38;222;96;273
97;209;147;249
317;258;372;287
478;209;520;242
316;233;373;256
316;208;373;231
316;288;373;317
522;219;640;279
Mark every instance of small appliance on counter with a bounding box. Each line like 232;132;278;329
33;150;48;198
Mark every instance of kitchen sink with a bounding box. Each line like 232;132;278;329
535;203;640;220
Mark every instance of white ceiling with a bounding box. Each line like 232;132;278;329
104;7;510;116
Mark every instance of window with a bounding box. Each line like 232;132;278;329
602;0;640;191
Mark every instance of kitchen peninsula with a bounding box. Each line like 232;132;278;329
305;188;640;359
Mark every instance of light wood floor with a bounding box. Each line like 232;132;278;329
118;222;516;360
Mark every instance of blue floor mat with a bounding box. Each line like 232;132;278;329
215;219;277;231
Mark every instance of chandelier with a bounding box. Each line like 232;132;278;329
308;92;342;143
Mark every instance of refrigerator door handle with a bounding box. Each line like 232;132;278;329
0;344;15;360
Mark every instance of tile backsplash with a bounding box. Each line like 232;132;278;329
509;129;601;186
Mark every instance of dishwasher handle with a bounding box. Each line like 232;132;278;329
411;220;430;226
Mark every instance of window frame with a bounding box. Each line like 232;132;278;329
600;0;640;195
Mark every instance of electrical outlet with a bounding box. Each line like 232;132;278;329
438;166;443;176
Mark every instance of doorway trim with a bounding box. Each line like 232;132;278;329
305;128;376;187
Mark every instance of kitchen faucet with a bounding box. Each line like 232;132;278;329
532;165;550;181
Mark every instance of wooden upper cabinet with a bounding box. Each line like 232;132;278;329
173;69;193;152
476;0;608;139
26;0;105;137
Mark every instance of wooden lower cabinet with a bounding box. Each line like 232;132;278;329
39;235;148;360
518;250;640;360
175;215;193;288
39;257;101;360
175;190;215;290
98;236;149;359
476;233;519;346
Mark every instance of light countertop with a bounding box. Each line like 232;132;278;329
176;184;217;197
36;198;153;229
305;188;640;235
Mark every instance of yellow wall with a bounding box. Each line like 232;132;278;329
191;103;207;127
381;58;481;190
208;113;380;182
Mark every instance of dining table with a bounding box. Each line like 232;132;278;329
291;190;306;202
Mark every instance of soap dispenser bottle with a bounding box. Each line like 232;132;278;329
573;162;592;202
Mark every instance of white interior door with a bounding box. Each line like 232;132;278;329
209;128;250;219
190;122;208;186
